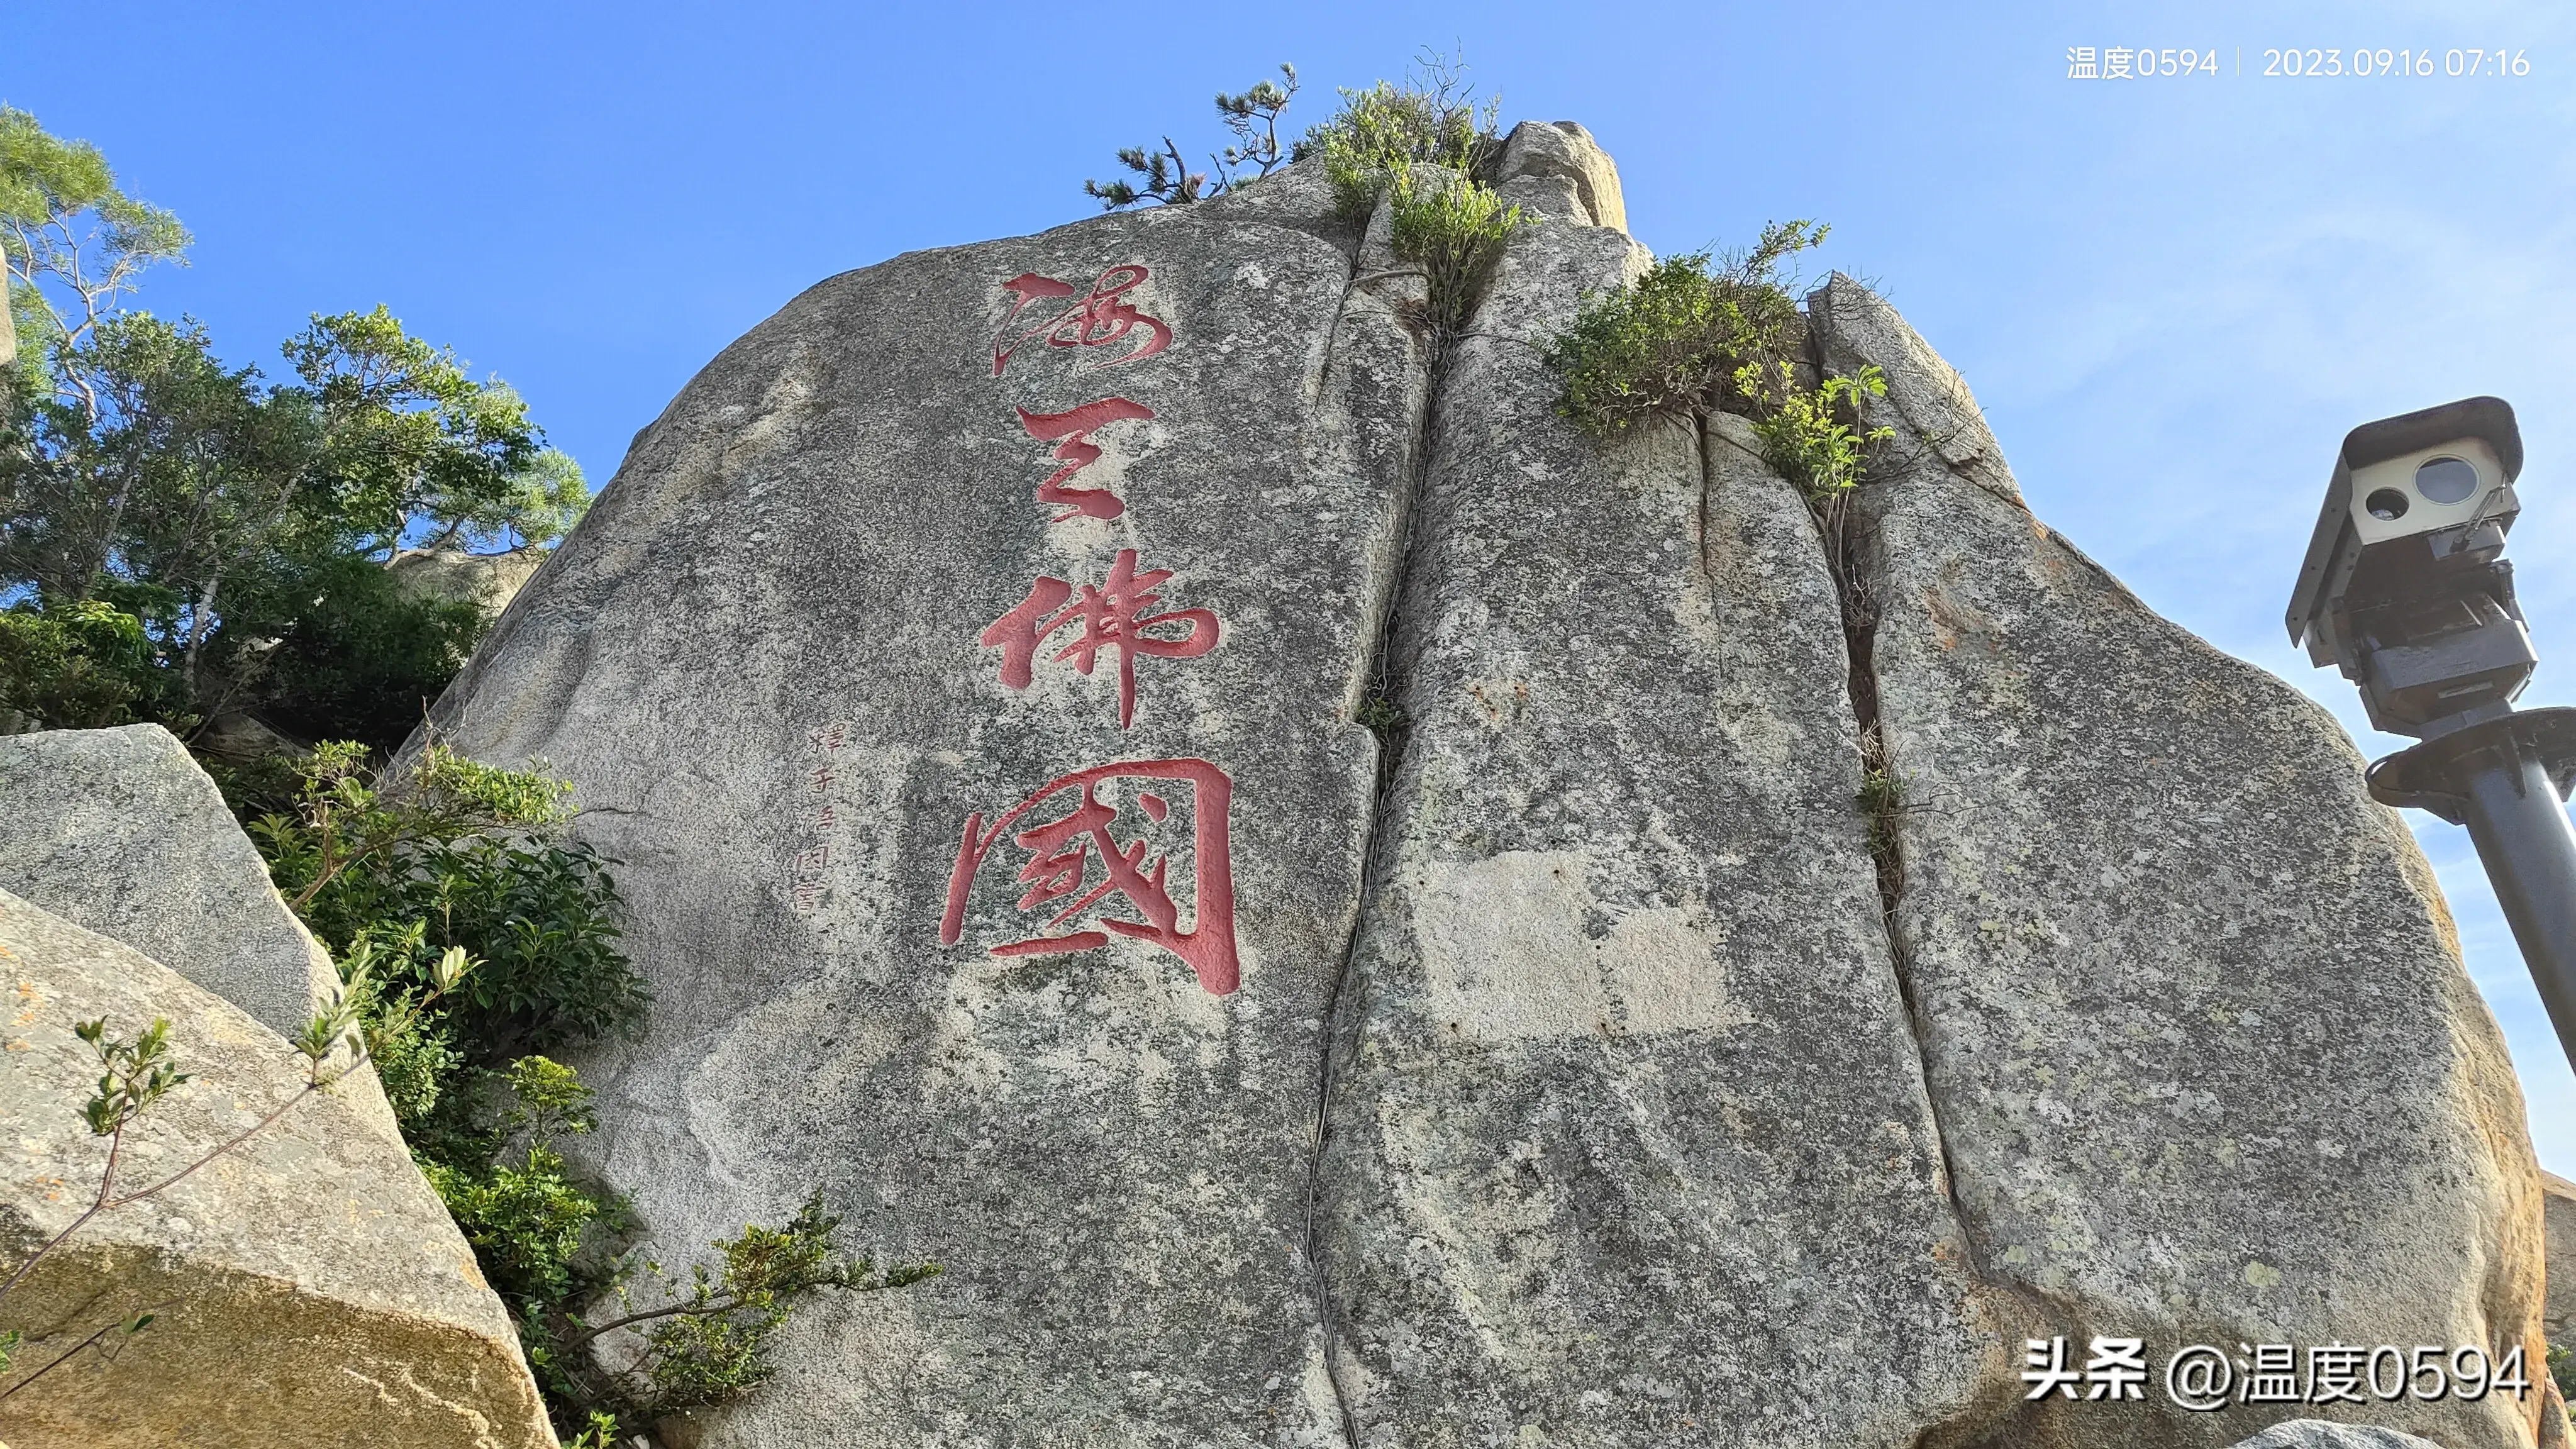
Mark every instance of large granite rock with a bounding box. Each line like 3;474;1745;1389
0;889;553;1448
1309;197;2018;1445
1814;272;2551;1449
413;134;2556;1448
425;156;1425;1445
0;724;335;1036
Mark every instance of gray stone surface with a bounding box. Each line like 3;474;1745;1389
390;547;552;619
0;723;334;1036
1492;120;1628;233
2224;1423;2448;1449
423;157;1421;1446
1309;208;2020;1447
2546;1170;2575;1344
1815;272;2550;1449
0;889;553;1449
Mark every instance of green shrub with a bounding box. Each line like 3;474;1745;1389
1388;170;1521;335
303;833;641;1061
0;597;180;730
1304;53;1499;223
1542;219;1897;500
537;1192;938;1421
427;1143;613;1304
242;553;493;755
1543;221;1823;439
417;1058;625;1308
1736;360;1896;500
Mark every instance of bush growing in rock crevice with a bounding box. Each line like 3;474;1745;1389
1305;53;1500;224
1543;219;1894;501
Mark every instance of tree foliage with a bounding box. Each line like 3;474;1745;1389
1085;65;1301;209
0;106;587;753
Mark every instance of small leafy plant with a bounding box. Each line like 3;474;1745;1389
0;960;387;1401
1543;219;1896;501
1388;169;1521;336
1735;360;1895;501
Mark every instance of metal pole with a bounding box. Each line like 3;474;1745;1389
2457;750;2576;1069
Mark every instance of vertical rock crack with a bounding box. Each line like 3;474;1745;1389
1299;221;1487;1448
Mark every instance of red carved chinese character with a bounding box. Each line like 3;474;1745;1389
941;759;1239;994
1016;398;1153;522
992;265;1173;377
981;548;1218;728
810;721;848;752
809;765;836;792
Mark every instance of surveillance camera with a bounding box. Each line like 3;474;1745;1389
2285;396;2535;736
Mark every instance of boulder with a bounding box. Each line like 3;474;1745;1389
389;548;551;619
0;889;554;1448
423;156;1425;1444
0;724;334;1038
1492;119;1628;233
2547;1171;2575;1344
1815;272;2550;1449
413;135;2556;1449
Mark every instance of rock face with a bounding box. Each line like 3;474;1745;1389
0;889;555;1449
429;148;1426;1445
1491;120;1626;232
1815;274;2549;1449
0;723;335;1037
2546;1171;2575;1344
1310;193;2012;1446
420;131;2553;1448
390;547;551;619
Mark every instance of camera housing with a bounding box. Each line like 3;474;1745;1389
2285;396;2533;736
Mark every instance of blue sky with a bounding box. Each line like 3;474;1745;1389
12;0;2572;1169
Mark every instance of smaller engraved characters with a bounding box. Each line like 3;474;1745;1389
981;548;1219;728
941;758;1239;994
788;719;852;918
